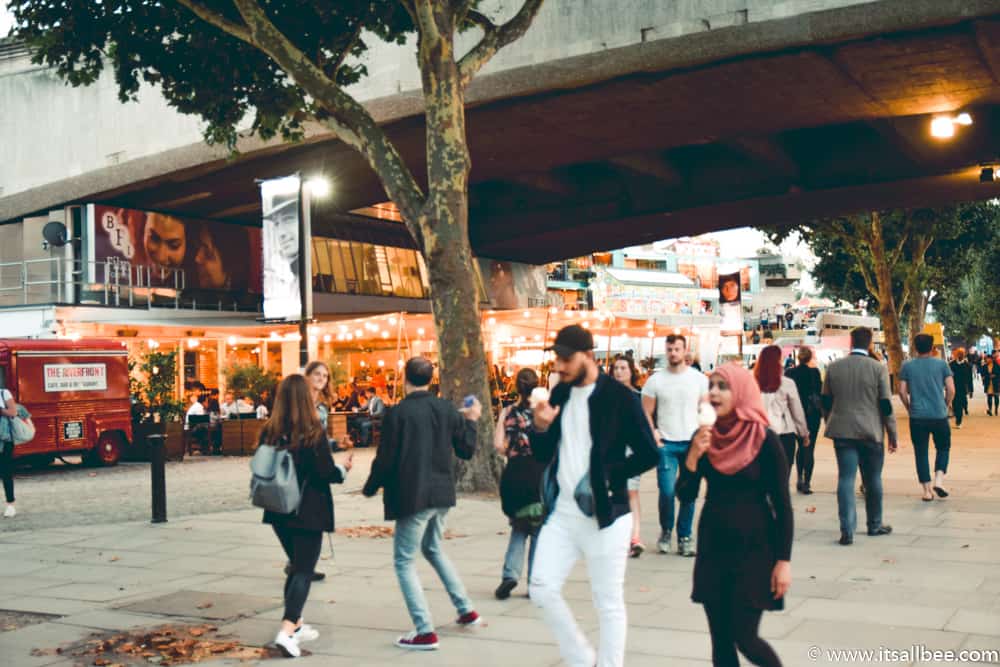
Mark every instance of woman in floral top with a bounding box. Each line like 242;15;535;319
493;368;547;600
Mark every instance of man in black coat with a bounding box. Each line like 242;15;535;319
529;325;659;667
362;357;482;651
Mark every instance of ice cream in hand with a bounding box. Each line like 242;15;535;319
698;401;717;428
529;387;550;409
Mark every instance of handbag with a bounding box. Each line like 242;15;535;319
2;405;35;446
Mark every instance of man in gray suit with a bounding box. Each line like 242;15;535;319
822;327;898;545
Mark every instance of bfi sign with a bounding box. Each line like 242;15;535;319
43;364;108;392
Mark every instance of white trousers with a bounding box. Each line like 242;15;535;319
529;511;633;667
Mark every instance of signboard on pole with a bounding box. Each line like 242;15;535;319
260;175;310;321
718;270;743;333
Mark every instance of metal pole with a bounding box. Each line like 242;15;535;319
149;432;167;523
297;173;310;370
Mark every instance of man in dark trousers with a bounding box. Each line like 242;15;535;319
362;357;482;651
530;325;659;667
822;327;897;546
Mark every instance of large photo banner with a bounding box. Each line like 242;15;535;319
260;175;309;321
93;205;262;292
718;270;743;333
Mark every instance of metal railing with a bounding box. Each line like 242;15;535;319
0;258;258;313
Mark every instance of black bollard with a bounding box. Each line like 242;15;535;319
149;433;167;523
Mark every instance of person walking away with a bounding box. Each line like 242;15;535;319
260;375;352;658
755;346;809;483
362;357;483;651
494;369;547;599
785;347;822;494
822;327;897;545
530;325;659;667
678;363;792;667
611;355;650;557
983;355;999;416
0;386;20;518
899;334;956;501
949;348;973;429
642;334;709;557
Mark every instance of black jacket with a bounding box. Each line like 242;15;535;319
785;364;822;427
262;432;346;533
363;391;477;520
529;373;659;529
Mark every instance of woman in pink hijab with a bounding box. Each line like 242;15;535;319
676;363;793;667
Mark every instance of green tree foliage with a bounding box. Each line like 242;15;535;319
761;202;996;374
222;361;279;404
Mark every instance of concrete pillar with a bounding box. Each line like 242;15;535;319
281;341;299;378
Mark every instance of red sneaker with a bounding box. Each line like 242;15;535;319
456;611;482;626
395;631;439;650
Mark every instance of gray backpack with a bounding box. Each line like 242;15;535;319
249;439;303;514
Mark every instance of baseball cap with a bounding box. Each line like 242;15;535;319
545;324;594;358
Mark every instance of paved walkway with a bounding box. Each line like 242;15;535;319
1;397;999;666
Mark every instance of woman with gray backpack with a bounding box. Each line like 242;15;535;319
0;386;21;518
254;374;353;658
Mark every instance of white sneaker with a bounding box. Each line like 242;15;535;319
274;631;301;658
657;531;671;554
3;505;15;518
295;624;319;642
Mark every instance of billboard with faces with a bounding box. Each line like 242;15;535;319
92;205;262;292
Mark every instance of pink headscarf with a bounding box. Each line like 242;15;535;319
707;363;769;475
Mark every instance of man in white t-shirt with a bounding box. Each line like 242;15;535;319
642;334;709;557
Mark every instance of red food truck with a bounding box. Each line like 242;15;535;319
0;339;132;466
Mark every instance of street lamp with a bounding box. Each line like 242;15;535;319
930;112;973;139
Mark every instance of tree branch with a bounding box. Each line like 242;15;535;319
227;0;426;237
329;19;365;77
457;0;545;87
174;0;254;45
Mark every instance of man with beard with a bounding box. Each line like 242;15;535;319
642;334;709;557
530;325;658;667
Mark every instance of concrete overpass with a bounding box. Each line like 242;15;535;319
3;0;1000;263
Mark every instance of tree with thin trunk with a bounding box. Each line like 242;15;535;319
12;0;547;491
762;204;987;380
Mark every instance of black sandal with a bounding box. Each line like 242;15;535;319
933;486;949;498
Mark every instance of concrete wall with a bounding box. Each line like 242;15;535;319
0;0;876;204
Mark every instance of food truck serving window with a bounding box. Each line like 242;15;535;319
43;364;109;392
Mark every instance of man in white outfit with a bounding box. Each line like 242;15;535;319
530;325;659;667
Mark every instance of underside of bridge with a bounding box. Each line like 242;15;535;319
80;2;1000;263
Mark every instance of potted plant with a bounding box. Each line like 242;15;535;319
222;362;279;406
131;350;186;461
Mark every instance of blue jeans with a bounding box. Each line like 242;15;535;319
502;523;539;583
393;507;473;634
834;440;884;535
657;440;695;538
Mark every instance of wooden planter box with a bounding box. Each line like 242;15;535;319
164;422;185;461
128;421;185;462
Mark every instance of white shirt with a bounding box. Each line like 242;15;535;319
255;405;269;419
555;383;596;517
185;401;205;428
641;366;709;441
221;401;239;418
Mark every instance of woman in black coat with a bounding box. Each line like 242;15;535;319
678;363;793;667
785;347;823;494
261;374;352;658
949;349;974;428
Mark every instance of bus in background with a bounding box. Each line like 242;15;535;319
0;339;132;467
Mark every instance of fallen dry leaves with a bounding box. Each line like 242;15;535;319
336;525;394;539
32;623;281;665
805;506;817;513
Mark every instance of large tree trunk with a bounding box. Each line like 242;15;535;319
417;3;501;492
908;291;928;350
867;214;906;382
